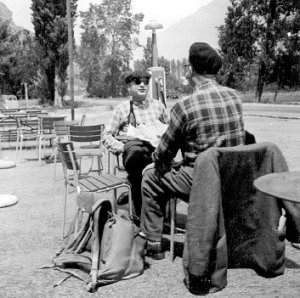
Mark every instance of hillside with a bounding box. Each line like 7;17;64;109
0;1;12;21
157;0;231;60
0;1;22;31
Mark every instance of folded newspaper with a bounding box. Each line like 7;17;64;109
126;121;168;147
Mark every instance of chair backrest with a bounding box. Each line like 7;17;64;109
69;124;104;144
53;121;69;137
57;141;80;187
40;116;65;133
16;116;39;133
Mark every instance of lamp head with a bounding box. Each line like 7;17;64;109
145;20;163;31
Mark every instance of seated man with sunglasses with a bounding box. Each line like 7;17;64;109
103;70;169;217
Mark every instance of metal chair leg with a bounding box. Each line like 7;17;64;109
170;198;177;261
62;182;69;238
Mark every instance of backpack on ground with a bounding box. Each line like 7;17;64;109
51;192;146;292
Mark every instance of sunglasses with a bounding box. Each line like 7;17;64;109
132;77;150;85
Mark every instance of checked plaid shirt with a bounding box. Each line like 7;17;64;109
103;98;169;152
153;77;245;165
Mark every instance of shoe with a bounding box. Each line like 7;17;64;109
146;241;165;260
117;192;129;205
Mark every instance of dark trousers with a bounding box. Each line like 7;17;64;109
122;140;154;217
140;165;194;241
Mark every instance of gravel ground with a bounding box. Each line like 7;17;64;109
0;103;300;298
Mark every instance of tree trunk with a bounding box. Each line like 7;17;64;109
255;61;266;103
45;64;56;104
273;85;280;102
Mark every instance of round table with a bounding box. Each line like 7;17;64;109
254;171;300;203
254;171;300;250
0;159;18;208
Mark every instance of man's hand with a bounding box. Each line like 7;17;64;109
108;143;124;155
103;135;124;154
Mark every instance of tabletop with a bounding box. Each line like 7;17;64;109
64;120;79;126
254;171;300;203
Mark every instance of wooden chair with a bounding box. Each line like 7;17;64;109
57;141;132;238
37;116;65;164
68;124;105;176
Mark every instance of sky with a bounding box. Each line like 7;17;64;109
1;0;213;40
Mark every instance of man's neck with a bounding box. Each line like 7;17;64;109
192;74;216;88
131;98;149;107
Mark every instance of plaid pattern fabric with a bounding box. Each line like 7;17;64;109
104;99;169;136
154;78;245;162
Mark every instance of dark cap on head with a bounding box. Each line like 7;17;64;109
189;42;222;75
125;70;151;84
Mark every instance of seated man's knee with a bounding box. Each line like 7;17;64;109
142;168;159;190
124;148;152;173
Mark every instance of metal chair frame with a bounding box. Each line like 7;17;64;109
15;116;40;160
57;141;132;238
37;116;65;164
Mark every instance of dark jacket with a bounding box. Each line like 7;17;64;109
183;142;300;294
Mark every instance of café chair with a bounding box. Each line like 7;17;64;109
37;116;65;164
107;150;125;175
53;121;71;178
68;124;105;176
57;141;132;238
53;115;86;177
15;116;40;161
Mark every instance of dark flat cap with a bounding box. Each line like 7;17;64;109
125;70;151;84
189;42;222;75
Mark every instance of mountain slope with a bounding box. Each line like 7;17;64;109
157;0;231;60
0;1;12;21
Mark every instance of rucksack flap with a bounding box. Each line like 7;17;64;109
94;210;146;286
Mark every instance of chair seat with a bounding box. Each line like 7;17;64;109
38;133;56;139
79;174;128;192
76;148;103;157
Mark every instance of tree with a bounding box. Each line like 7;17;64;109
78;0;143;97
31;0;78;105
218;0;300;101
0;19;39;97
8;30;40;98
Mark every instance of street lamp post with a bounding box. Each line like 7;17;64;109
144;20;163;67
66;0;75;120
144;20;166;106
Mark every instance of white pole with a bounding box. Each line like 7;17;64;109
66;0;75;120
24;82;28;109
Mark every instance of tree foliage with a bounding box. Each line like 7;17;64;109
78;0;143;98
31;0;78;104
218;0;300;101
0;19;39;97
